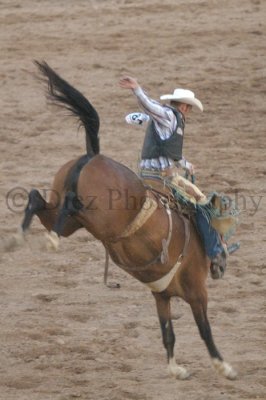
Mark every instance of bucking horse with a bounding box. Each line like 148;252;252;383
18;61;237;380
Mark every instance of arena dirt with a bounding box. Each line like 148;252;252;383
0;1;265;399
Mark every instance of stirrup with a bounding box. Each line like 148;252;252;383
227;242;240;255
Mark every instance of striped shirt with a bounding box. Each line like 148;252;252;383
133;86;189;171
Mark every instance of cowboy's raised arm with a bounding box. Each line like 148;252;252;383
119;76;172;127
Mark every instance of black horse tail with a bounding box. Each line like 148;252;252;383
35;60;100;156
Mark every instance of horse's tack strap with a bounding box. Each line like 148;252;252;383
144;259;182;292
143;215;190;293
160;201;173;264
118;192;158;239
180;215;190;258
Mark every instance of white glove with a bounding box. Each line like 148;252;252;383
178;158;195;174
125;112;150;125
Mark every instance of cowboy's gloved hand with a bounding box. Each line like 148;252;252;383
179;158;195;175
125;113;150;125
119;76;139;90
186;162;195;175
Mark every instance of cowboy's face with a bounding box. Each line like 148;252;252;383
177;103;192;115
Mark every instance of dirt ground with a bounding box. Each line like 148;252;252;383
0;0;265;399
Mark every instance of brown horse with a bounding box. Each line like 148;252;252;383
19;61;237;380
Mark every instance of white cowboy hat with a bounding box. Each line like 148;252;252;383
160;88;203;112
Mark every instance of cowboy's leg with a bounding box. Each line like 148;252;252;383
170;174;206;203
195;207;222;258
176;175;206;201
168;172;226;277
195;207;227;279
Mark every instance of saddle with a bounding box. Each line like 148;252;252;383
142;176;195;217
142;177;173;200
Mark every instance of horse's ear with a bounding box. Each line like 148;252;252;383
209;192;231;214
208;192;219;207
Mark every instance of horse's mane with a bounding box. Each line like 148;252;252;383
34;60;100;156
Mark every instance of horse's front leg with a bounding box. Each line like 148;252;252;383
189;292;237;380
152;292;190;380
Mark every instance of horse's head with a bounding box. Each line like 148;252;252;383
208;192;239;242
210;255;227;279
209;192;231;216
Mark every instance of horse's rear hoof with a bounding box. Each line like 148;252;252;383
45;231;60;251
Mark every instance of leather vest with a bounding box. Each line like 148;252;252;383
141;107;184;161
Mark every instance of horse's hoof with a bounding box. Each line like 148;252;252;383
45;231;60;251
226;367;237;380
213;359;237;380
167;359;190;380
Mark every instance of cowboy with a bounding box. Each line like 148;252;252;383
119;76;227;277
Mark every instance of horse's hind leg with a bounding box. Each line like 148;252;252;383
20;189;83;250
3;189;56;251
22;189;48;232
153;292;190;380
21;188;65;234
189;292;237;380
45;191;83;250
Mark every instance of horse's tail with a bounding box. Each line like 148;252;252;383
34;60;100;156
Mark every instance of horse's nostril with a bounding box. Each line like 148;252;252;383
210;263;224;279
